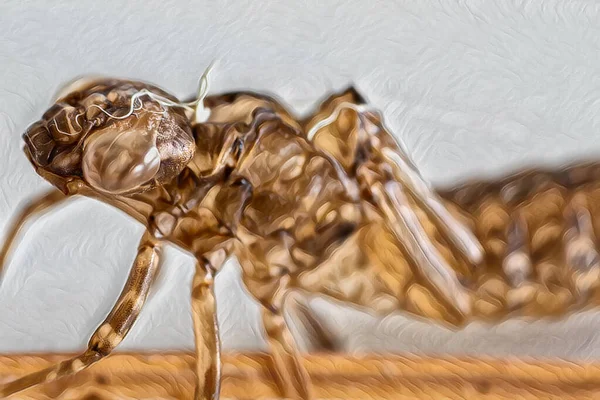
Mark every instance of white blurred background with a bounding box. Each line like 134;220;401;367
3;0;600;360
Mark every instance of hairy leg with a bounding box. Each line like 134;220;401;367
0;231;161;398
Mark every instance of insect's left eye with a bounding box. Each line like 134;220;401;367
82;115;161;194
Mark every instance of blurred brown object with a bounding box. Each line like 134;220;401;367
2;352;600;399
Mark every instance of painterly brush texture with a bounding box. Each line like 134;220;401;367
3;77;600;399
4;352;600;399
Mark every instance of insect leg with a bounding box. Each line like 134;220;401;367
244;275;313;400
0;231;160;398
305;87;483;265
369;181;472;316
305;88;479;316
191;258;221;400
284;289;341;353
0;189;66;279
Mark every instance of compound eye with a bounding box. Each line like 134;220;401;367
82;119;161;194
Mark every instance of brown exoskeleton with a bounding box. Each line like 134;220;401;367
0;76;483;399
2;76;599;399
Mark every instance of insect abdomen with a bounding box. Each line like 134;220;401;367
438;161;600;321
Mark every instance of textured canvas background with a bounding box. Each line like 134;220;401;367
3;0;600;360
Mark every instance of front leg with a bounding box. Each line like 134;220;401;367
0;188;67;280
0;230;160;398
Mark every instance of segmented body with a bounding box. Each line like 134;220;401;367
11;77;600;400
23;79;600;327
134;93;600;327
439;162;600;322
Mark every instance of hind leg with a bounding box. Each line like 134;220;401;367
305;88;480;317
0;231;161;398
295;221;464;326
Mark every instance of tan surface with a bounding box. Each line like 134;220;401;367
1;352;600;399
